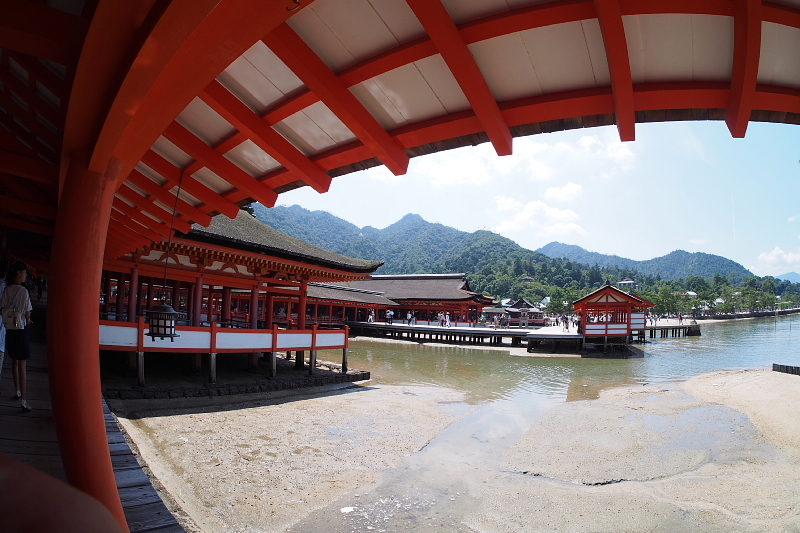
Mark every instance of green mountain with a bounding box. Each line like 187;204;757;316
537;242;752;283
252;205;752;284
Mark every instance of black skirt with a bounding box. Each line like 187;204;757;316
6;328;30;360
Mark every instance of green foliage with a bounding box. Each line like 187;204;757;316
250;204;800;314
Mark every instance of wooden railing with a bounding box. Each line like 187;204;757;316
100;318;349;385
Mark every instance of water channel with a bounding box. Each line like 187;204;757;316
289;315;800;532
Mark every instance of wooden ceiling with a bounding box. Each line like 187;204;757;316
2;0;800;268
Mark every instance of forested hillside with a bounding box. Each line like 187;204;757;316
538;242;752;283
251;204;800;314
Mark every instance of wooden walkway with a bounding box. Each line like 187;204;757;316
347;321;534;346
0;295;185;532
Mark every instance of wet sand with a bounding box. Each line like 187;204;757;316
111;369;800;532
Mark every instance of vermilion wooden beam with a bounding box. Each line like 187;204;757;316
754;84;800;113
264;24;409;176
116;185;193;234
0;213;54;235
0;64;63;127
201;80;332;193
763;2;800;30
107;0;311;183
0;0;88;64
0;122;38;158
7;51;68;97
0;150;58;184
0;194;57;219
140;150;241;219
127;169;212;226
0;91;60;150
407;0;513;156
109;213;162;245
163;121;279;208
112;197;181;238
593;0;636;141
726;0;762;138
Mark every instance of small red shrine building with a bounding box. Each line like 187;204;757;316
572;283;654;349
336;273;494;326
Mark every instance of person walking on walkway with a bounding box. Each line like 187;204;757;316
1;262;33;412
0;263;6;392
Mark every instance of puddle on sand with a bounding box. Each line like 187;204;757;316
287;387;560;533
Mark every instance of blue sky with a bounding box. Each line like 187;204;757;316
276;120;800;278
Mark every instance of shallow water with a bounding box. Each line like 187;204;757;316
288;316;800;533
349;315;800;402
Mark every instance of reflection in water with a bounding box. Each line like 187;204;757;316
348;315;800;403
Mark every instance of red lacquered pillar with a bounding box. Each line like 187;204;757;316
249;280;260;329
127;266;139;322
47;153;129;531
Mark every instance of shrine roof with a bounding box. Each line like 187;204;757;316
307;282;397;306
573;284;654;308
334;273;494;302
182;211;383;274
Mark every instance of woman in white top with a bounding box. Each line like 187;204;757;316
1;262;33;411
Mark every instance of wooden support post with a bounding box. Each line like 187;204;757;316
308;350;317;375
222;287;231;324
192;277;203;326
171;280;180;310
116;272;126;320
250;281;259;329
192;353;202;374
102;271;112;316
266;352;276;378
249;352;260;371
342;348;348;374
127;267;139;322
137;352;145;386
209;353;217;384
295;350;305;369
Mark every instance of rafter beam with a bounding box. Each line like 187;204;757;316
201;80;332;193
127;169;212;226
593;0;635;141
0;150;58;184
163;122;279;208
407;0;512;155
112;197;178;239
264;24;409;176
7;51;68;97
726;0;762;138
116;185;193;234
0;63;63;127
0;194;56;219
0;213;54;235
0;92;60;152
140;150;241;219
109;213;162;245
0;0;88;64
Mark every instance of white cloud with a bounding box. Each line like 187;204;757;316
691;238;709;245
545;182;582;201
493;195;522;211
493;200;586;238
753;246;800;275
789;216;797;223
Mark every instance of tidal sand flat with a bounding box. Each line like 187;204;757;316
484;369;800;533
111;384;465;533
113;369;800;532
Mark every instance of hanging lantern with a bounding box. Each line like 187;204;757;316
147;303;180;341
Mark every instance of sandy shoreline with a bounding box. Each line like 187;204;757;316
112;369;800;532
